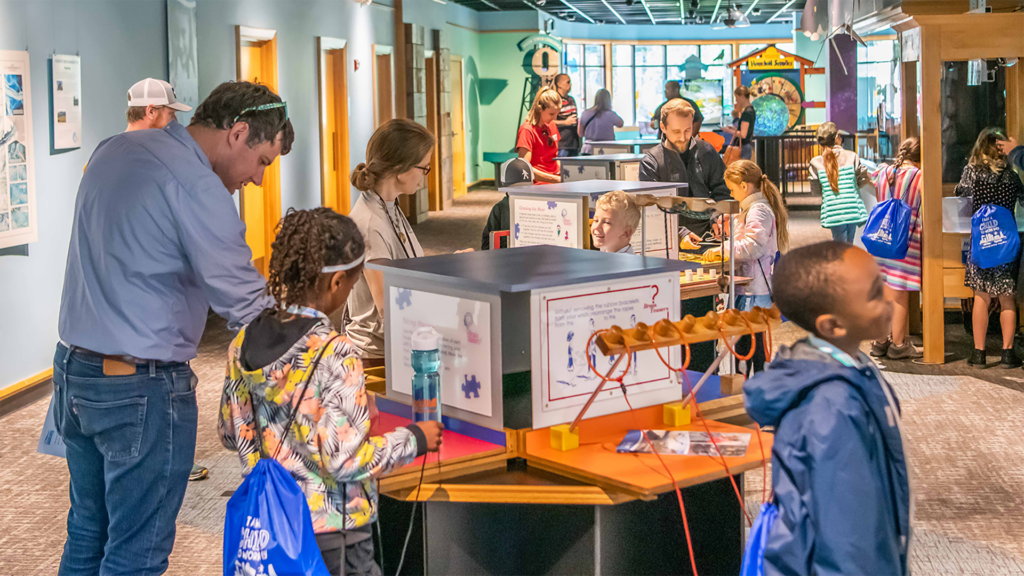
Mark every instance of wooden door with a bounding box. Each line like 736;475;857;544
374;52;394;127
451;56;467;198
236;27;281;277
319;41;351;214
425;54;442;211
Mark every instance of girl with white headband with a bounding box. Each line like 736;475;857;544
218;207;443;575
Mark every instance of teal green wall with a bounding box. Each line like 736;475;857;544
477;32;539;162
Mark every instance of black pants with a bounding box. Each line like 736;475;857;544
315;530;381;576
734;332;766;377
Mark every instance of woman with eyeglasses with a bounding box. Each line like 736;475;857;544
347;119;463;365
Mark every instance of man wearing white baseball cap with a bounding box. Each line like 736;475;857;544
126;77;192;132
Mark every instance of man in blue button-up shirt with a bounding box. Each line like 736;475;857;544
53;81;292;576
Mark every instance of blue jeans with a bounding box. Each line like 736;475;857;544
740;143;753;160
53;343;197;576
557;148;578;158
829;223;859;243
736;294;773;312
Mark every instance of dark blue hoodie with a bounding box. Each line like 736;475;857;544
744;338;911;576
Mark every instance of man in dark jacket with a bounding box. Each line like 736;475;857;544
744;242;911;576
640;98;729;237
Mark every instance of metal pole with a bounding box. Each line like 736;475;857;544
641;206;647;257
728;208;736;376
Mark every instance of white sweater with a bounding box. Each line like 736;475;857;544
723;193;777;296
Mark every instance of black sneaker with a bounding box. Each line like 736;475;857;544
870;338;891;358
189;464;209;481
967;349;988;368
999;349;1021;369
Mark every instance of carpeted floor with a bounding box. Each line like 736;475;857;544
3;188;1024;575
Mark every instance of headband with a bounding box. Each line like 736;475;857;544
321;253;365;273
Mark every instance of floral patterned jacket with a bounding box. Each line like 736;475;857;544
218;314;421;532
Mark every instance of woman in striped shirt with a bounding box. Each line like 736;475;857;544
809;122;871;243
869;137;923;360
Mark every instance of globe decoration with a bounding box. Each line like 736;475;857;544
752;94;790;137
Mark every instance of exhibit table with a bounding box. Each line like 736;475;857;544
498;180;687;258
367;247;772;575
560;153;644;182
585;138;660;155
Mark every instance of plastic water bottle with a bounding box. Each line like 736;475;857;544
411;327;442;423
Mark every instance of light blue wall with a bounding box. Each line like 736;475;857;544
0;0;168;388
0;0;487;389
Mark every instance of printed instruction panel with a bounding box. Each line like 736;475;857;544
531;273;682;429
388;287;493;417
511;196;581;249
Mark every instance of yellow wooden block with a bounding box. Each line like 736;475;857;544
549;424;580;451
663;402;692;427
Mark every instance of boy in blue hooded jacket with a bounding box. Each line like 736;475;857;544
744;241;912;576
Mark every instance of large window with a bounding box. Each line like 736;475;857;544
857;39;900;131
562;44;606;111
567;42;742;130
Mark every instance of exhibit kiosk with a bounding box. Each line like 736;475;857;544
499;179;685;259
584;138;659;155
366;246;776;575
560;153;644;182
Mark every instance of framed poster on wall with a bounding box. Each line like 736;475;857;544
51;54;82;151
1;50;38;249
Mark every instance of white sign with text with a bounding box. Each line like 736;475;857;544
530;273;682;428
388;287;493;417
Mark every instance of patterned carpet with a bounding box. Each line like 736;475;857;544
2;190;1023;575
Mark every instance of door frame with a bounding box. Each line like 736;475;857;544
450;54;467;199
424;50;443;211
317;37;351;213
372;44;395;128
235;25;281;276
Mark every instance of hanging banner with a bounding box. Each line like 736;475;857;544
0;50;37;248
52;54;82;150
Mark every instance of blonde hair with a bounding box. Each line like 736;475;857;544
660;98;695;126
969;127;1008;172
527;88;562;126
596;190;641;234
724;160;789;252
815;121;841;196
351;119;435;192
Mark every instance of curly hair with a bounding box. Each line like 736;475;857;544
889;136;921;188
266;207;365;310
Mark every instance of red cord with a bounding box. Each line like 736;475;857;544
585;330;632;384
622;393;700;576
718;318;757;362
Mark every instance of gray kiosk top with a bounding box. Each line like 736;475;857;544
367;245;699;293
498;179;687;197
561;153;645;163
586;139;659;147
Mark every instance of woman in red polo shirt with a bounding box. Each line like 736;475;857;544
516;87;563;183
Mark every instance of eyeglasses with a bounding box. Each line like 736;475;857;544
232;102;288;124
415;164;432;175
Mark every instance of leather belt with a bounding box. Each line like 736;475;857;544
62;342;178;376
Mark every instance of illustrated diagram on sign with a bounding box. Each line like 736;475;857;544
543;281;676;407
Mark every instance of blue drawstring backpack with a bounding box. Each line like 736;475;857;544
971;204;1020;269
224;337;339;576
861;168;915;260
740;502;779;576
